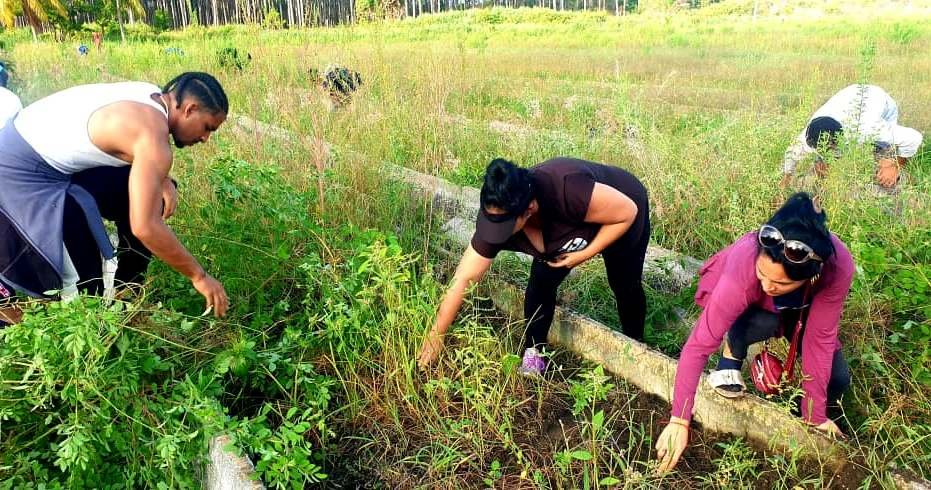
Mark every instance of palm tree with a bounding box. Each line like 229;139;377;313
113;0;145;43
0;0;68;41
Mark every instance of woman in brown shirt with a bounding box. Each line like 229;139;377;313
418;157;650;375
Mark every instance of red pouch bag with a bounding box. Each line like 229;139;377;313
751;286;811;395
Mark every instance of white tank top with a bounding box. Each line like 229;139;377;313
14;82;168;174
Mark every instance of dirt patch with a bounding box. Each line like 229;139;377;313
324;343;872;488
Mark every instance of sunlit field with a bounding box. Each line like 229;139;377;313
1;4;929;487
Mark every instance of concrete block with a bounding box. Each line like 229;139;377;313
384;164;480;218
891;468;931;490
229;115;332;159
205;435;264;490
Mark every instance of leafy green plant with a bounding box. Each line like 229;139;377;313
886;23;920;45
0;298;226;487
216;46;252;71
569;366;615;416
698;439;761;489
261;8;284;30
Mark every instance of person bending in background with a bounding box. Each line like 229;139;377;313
655;193;853;473
781;84;923;190
418;157;650;375
310;65;363;110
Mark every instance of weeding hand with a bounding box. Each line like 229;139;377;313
655;418;689;474
417;329;445;370
815;419;845;439
193;273;228;318
876;159;899;188
546;250;590;269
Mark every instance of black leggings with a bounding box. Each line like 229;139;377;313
726;306;851;420
62;166;154;295
523;213;650;348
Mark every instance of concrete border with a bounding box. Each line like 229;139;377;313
229;115;332;158
205;435;264;489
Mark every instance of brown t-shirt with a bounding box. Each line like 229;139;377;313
471;157;648;260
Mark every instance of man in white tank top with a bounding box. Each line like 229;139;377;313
0;72;230;322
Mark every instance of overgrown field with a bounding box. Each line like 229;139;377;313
1;5;929;488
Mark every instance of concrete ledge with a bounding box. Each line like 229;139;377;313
891;469;931;490
386;164;480;220
205;435;264;490
551;309;840;457
229;114;332;159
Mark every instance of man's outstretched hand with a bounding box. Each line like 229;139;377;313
193;273;228;318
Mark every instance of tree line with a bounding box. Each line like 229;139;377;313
1;0;648;39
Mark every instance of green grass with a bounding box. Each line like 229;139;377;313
1;4;930;487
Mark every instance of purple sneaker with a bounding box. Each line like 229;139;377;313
519;347;546;376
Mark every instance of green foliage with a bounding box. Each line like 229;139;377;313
0;299;226;487
569;366;615;416
851;239;931;387
355;0;402;22
698;439;762;489
298;235;414;363
216;46;252;71
261;8;284;30
885;22;921;45
229;399;332;487
153;9;172;31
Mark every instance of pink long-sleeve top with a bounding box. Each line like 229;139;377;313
670;232;855;424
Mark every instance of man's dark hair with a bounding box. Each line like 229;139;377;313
480;158;534;215
760;192;835;280
805;116;843;150
163;72;229;114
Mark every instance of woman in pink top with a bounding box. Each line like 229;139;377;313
656;193;854;473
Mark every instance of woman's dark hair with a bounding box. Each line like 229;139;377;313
480;158;534;215
760;192;835;280
163;72;229;114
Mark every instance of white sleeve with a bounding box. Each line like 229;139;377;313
783;131;813;175
891;125;924;158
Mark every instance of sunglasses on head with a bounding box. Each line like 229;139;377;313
758;225;823;264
